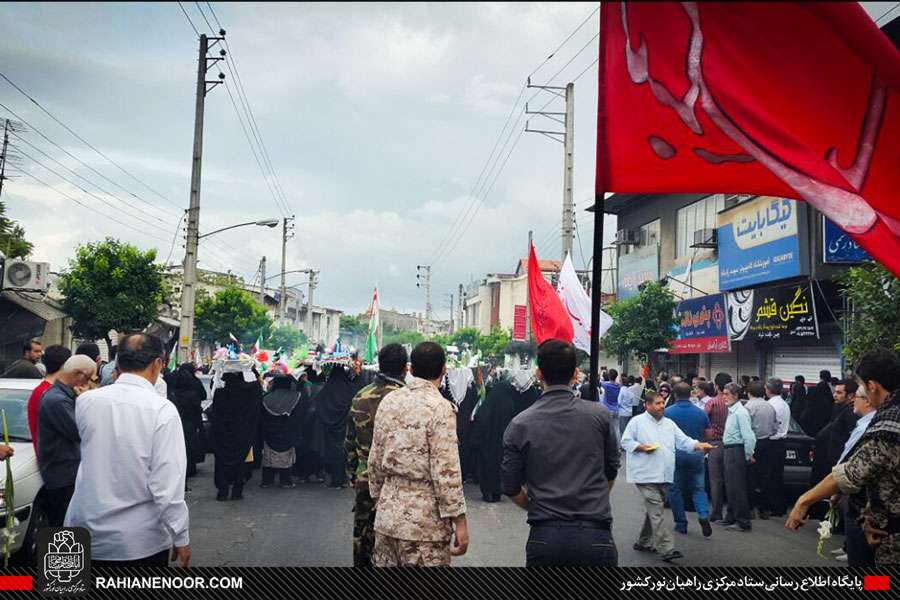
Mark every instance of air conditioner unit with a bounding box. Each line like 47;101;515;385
691;228;717;248
615;229;639;245
1;260;51;292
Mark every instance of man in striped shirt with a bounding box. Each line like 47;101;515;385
704;373;731;523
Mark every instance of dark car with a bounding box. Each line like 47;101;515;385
783;417;830;520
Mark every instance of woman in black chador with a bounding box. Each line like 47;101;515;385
211;370;262;501
168;363;207;477
312;363;370;488
260;375;302;488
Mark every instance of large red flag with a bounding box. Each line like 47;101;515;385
528;244;574;345
597;2;900;277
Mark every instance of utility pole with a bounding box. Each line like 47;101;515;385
525;230;532;341
0;120;10;199
525;79;575;262
258;256;266;304
416;265;432;337
449;293;455;334
305;270;317;343
458;283;464;330
178;32;226;364
279;215;296;324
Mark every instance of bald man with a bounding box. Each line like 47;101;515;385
38;355;96;526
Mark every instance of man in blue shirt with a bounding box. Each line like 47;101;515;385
602;369;622;439
621;391;714;562
665;382;712;537
720;382;756;532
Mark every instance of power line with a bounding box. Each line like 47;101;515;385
527;31;599;109
528;6;599;79
13;145;179;236
876;2;900;24
0;71;184;211
9;131;175;227
201;2;293;216
164;211;188;266
176;1;201;36
15;170;173;245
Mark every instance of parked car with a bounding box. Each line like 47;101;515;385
783;416;830;520
0;379;49;565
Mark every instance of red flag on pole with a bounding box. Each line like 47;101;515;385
597;2;900;277
527;244;574;345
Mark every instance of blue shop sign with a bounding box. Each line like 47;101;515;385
717;196;804;291
823;217;871;264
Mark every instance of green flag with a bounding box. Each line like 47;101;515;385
364;287;379;363
167;350;177;371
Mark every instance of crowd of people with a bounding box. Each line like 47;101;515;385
5;333;900;568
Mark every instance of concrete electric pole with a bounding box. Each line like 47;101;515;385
178;32;226;364
279;215;295;323
458;283;464;330
416;265;432;336
305;269;317;343
258;256;266;304
525;79;575;263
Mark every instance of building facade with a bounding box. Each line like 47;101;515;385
606;192;857;382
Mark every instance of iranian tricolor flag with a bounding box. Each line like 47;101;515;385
364;287;380;363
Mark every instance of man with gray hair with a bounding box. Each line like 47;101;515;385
38;354;97;526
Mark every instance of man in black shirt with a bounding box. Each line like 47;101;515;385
502;339;620;567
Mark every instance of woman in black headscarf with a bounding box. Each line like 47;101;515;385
313;364;370;488
169;363;207;477
260;375;302;488
211;369;263;501
293;370;326;482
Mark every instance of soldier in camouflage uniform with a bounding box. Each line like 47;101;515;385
369;342;469;567
786;350;900;566
345;344;409;568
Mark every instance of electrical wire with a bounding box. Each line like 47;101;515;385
201;2;293;216
176;1;201;36
15;170;173;245
528;6;599;79
0;72;183;211
164;211;188;267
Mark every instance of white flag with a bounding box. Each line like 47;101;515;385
556;254;613;353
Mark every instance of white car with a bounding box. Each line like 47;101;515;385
0;378;48;564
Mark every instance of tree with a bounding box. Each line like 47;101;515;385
58;238;168;358
452;327;481;349
382;327;424;347
340;315;367;337
0;200;32;258
838;263;900;367
268;325;308;353
604;281;678;370
475;326;512;361
194;286;273;347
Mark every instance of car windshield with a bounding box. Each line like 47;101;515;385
788;417;805;435
0;389;33;441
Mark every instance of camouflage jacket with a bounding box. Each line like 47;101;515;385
345;374;405;490
369;377;467;542
832;435;900;565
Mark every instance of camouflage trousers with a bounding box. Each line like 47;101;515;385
353;488;377;567
372;533;451;568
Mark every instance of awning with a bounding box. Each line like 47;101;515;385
0;291;68;322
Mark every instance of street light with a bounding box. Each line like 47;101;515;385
198;218;279;240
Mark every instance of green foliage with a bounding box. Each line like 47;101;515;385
476;326;511;361
452;327;481;348
604;281;678;366
268;325;308;353
194;285;273;347
838;263;900;367
382;324;424;347
340;314;367;337
59;238;168;353
199;270;244;287
0;201;33;259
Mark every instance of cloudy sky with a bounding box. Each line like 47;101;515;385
2;2;895;317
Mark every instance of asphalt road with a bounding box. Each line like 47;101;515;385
185;460;841;567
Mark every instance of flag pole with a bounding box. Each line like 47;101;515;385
589;194;605;401
589;3;608;403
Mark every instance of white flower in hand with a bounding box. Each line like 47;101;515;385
817;520;833;540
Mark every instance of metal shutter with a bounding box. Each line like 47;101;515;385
770;346;842;383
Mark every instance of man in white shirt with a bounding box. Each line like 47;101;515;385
621;392;713;563
765;377;791;517
65;333;191;567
